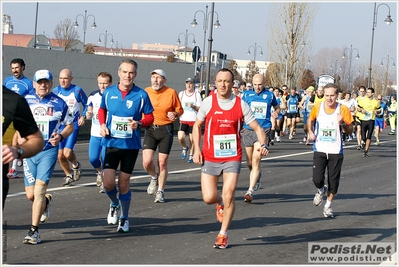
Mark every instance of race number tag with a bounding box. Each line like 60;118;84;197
289;104;297;113
111;115;132;138
92;112;99;125
35;116;50;139
318;121;336;142
250;101;267;119
213;134;237;158
364;111;372;120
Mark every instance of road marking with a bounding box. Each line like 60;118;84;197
7;140;395;198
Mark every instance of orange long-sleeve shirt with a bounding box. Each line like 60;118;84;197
145;86;184;126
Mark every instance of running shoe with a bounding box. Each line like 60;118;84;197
187;155;193;163
363;150;369;157
244;190;253;203
7;168;18;179
388;131;395;135
323;206;334;218
216;203;224;223
17;159;23;167
357;145;361;150
213;233;228;249
270;139;275;145
72;162;82;181
181;147;188;160
374;141;380;145
360;142;365;151
313;185;327;206
303;136;307;142
99;183;105;193
107;204;120;225
61;175;74;186
23;229;41;245
154;190;165;203
96;171;102;187
117;218;129;233
276;136;281;143
288;134;293;140
147;174;158;195
253;171;262;191
40;194;52;223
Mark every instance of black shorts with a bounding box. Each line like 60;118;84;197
312;152;344;195
179;123;193;135
143;123;174;154
103;148;139;174
285;113;298;119
361;120;375;140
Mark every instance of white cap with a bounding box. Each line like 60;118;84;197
151;69;166;79
33;69;53;82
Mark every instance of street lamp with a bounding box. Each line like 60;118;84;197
380;55;395;95
191;3;221;95
342;44;360;90
111;41;123;56
247;42;263;64
98;30;114;55
176;29;196;63
367;2;393;88
73;10;97;47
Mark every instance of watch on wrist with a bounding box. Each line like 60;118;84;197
16;147;24;159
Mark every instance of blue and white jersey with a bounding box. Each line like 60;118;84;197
286;94;300;114
52;84;88;124
4;75;34;96
302;95;313;115
242;88;278;130
25;92;72;151
100;84;154;149
87;89;103;137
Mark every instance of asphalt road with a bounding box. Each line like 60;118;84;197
2;132;397;265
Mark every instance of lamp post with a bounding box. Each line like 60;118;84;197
176;29;196;63
191;3;221;95
367;2;393;88
342;45;360;90
98;30;114;55
380;55;395;96
247;42;263;64
73;10;97;48
111;41;123;56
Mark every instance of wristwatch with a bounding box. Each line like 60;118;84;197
16;147;24;159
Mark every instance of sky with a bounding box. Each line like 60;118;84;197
1;0;398;76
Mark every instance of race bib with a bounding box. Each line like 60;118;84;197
289;104;297;113
213;134;237;158
364;111;372;120
250;101;267;119
318;121;337;142
35;116;50;140
110;115;133;138
92;112;99;125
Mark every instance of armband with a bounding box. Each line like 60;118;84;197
59;134;65;142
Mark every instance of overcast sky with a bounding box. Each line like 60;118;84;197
2;1;398;74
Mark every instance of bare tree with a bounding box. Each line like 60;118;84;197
265;62;284;87
166;54;177;62
84;43;95;54
53;18;80;51
226;60;243;81
245;61;260;82
267;3;316;89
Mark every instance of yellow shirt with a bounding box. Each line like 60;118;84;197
359;97;380;121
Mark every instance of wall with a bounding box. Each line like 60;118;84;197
2;46;194;93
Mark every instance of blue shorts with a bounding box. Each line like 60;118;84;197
59;123;79;150
374;119;384;129
303;113;309;125
23;146;58;186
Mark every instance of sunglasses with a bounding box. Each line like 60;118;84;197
378;98;382;100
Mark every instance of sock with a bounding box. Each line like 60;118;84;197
318;187;325;194
105;187;119;207
270;130;275;140
119;191;132;220
157;189;164;193
11;159;18;169
30;225;39;232
219;230;227;236
151;174;158;180
324;200;331;209
247;188;254;193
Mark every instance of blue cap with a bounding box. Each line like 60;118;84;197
33;69;53;82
